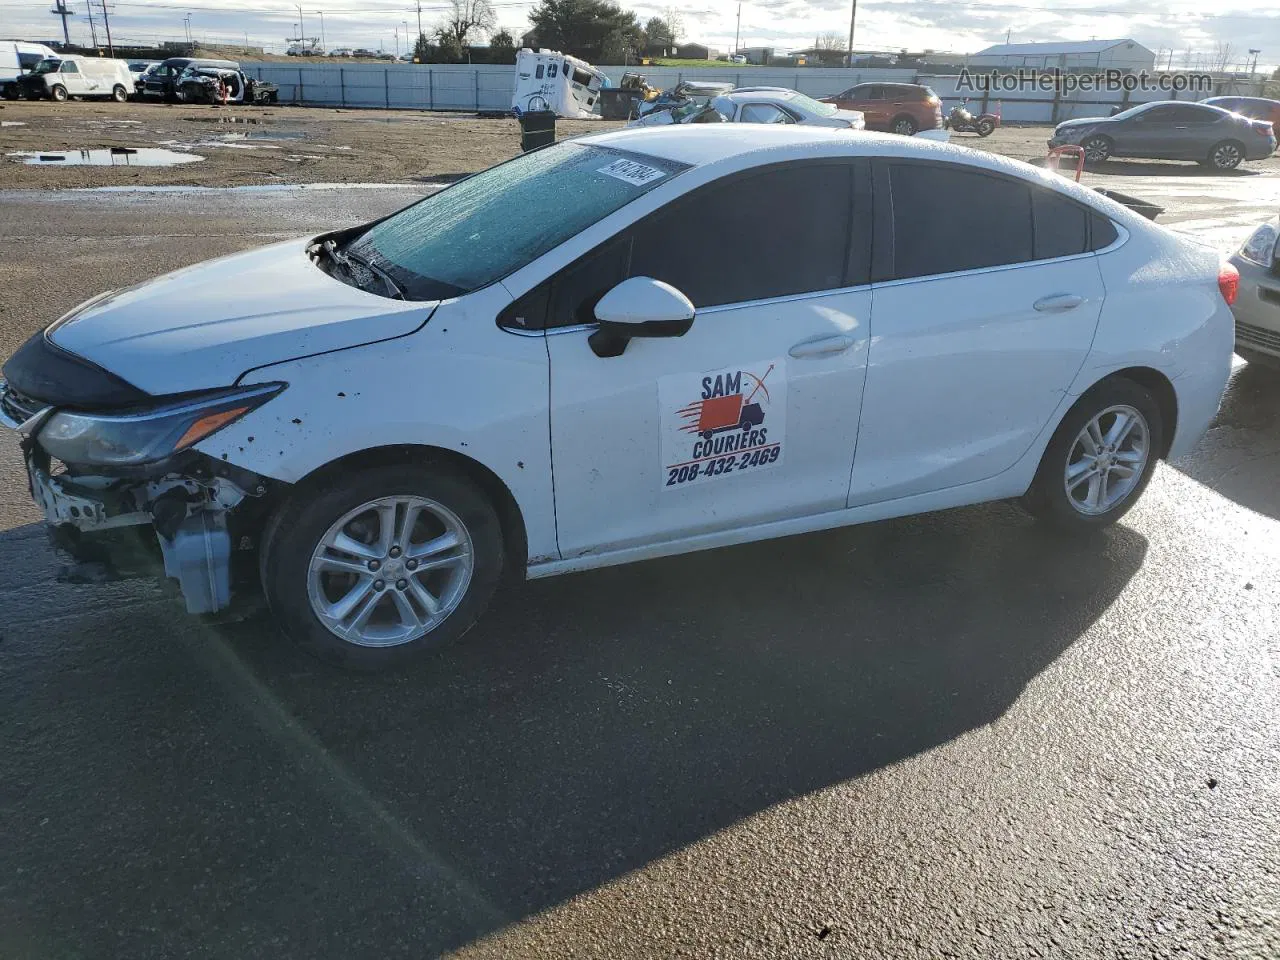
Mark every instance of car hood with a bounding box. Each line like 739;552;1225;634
1055;117;1106;132
47;238;434;396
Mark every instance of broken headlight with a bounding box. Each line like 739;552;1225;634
37;383;285;467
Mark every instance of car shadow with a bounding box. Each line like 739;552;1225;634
1082;159;1264;177
1171;359;1280;521
185;502;1147;954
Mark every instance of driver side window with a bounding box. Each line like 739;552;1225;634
739;103;794;124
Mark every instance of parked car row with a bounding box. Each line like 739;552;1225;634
3;53;277;105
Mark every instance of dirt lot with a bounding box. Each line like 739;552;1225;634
10;100;1276;191
0;100;611;189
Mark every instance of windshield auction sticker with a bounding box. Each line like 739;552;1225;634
660;359;786;489
597;158;667;187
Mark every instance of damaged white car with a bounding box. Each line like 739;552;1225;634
1;126;1233;669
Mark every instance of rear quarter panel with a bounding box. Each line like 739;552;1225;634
1075;218;1232;459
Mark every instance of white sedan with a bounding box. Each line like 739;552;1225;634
0;126;1234;668
629;88;865;130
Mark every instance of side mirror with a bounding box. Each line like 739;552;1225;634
588;276;695;358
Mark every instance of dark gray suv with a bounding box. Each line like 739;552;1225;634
1048;101;1276;172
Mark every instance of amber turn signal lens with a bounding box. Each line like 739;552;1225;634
175;406;250;450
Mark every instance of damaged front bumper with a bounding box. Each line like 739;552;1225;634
2;383;278;614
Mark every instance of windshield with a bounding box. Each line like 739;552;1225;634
1107;102;1158;122
31;58;61;75
785;91;838;117
346;142;688;300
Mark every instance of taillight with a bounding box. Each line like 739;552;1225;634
1251;121;1273;137
1219;262;1240;305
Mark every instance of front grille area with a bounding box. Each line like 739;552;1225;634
1237;319;1280;352
0;383;44;425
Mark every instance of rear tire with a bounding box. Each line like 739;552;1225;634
1020;378;1163;531
111;84;128;102
892;115;918;136
975;117;996;137
1206;139;1244;172
50;84;67;103
260;463;505;671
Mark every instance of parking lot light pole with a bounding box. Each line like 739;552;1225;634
846;0;856;66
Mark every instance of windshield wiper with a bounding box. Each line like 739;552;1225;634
316;239;405;300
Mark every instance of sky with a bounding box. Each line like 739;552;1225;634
1;0;1277;71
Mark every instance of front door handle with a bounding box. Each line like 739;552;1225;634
1034;294;1085;313
789;334;856;358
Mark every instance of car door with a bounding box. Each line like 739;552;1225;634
1122;104;1179;157
1170;105;1227;160
58;60;86;94
544;160;873;557
848;159;1106;506
855;85;888;128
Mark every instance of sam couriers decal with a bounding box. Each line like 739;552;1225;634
660;360;785;489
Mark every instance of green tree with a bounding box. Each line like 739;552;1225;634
431;30;464;62
488;28;517;64
645;16;673;47
527;0;642;63
413;32;432;62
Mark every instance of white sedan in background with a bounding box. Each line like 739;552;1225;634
0;127;1234;669
630;88;866;130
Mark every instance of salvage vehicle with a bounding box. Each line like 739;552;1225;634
0;127;1234;669
140;56;238;101
1048;100;1276;171
511;47;605;118
176;65;278;105
629;88;865;129
17;55;133;102
1227;215;1280;367
1;40;58;99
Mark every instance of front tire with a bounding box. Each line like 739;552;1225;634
1081;134;1112;163
892;115;918;136
1206;139;1244;172
260;463;505;670
1021;378;1163;531
50;84;68;103
111;84;128;102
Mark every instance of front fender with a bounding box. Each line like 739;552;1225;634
194;289;558;562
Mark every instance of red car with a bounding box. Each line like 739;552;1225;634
820;82;943;136
1202;96;1280;135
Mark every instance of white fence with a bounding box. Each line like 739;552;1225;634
242;61;1266;123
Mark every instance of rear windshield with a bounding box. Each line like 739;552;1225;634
347;142;688;300
784;91;838;117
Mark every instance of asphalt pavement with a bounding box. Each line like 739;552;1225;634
0;172;1278;959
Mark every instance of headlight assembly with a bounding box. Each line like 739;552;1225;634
37;382;284;467
1238;221;1279;267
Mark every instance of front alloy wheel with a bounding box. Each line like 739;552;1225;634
307;495;474;647
1082;135;1111;163
262;463;505;669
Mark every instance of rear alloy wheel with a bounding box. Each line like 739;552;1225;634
975;117;996;137
111;84;128;102
892;115;918;136
1021;378;1162;530
1081;135;1112;163
1207;140;1243;172
50;84;68;102
261;463;505;669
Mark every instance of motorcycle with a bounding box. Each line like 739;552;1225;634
946;100;998;137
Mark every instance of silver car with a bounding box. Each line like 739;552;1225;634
1229;216;1280;366
630;89;865;130
1048;101;1276;172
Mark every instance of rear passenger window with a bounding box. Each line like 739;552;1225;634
629;163;855;307
888;164;1032;279
1032;187;1088;260
1090;214;1118;250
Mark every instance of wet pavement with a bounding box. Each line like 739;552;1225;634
0;178;1278;959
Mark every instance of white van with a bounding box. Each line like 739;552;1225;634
511;48;605;119
1;40;58;99
18;54;134;102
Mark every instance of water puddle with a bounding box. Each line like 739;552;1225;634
183;115;262;125
8;147;204;166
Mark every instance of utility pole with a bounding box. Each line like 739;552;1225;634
50;1;72;45
296;4;306;47
99;0;114;57
85;0;98;50
1248;48;1261;77
416;0;423;43
846;0;856;66
733;2;740;56
317;11;325;49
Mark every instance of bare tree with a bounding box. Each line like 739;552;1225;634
662;5;684;43
814;30;843;52
1212;41;1233;73
438;0;496;48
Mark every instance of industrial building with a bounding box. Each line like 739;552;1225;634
967;39;1156;73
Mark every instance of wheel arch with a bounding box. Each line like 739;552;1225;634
1075;366;1178;459
285;444;530;578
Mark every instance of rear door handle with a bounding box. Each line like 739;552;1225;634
1034;294;1085;313
789;334;855;358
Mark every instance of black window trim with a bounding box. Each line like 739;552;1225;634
500;157;874;333
870;157;1123;285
